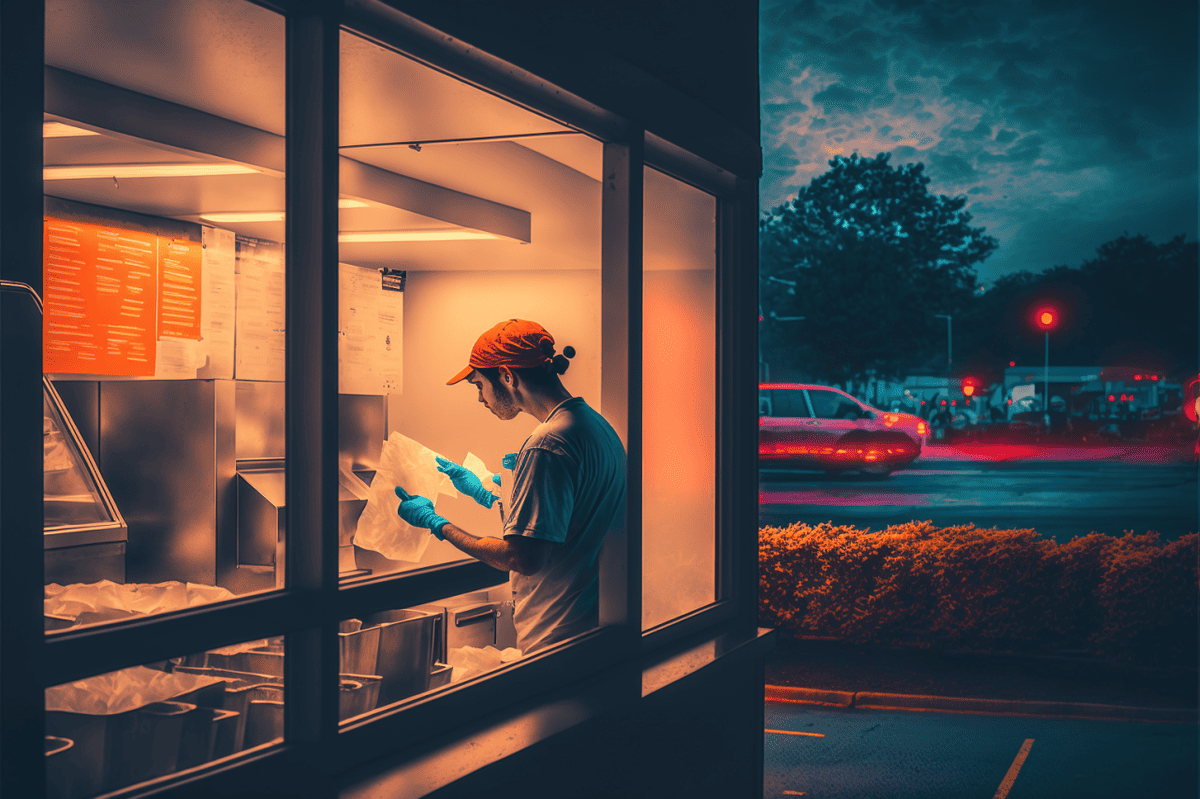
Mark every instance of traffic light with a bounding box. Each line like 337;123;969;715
961;376;979;397
1034;306;1058;331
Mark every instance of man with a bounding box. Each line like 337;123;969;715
394;319;626;654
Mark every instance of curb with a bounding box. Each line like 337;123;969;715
764;685;855;707
765;685;1197;723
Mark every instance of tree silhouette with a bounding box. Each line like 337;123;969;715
957;234;1198;378
760;152;997;384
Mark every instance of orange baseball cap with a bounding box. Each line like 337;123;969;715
447;319;556;385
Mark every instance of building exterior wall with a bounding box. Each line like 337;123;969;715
0;1;767;796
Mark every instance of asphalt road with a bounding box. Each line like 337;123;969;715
765;703;1198;799
759;454;1198;541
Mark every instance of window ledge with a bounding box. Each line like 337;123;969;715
641;626;776;698
338;626;776;799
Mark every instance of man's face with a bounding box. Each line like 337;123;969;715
467;370;519;420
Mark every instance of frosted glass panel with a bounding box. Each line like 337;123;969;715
642;168;717;630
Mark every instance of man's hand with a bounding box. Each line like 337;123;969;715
436;456;498;509
394;486;450;540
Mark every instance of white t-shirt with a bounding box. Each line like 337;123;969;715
504;397;626;653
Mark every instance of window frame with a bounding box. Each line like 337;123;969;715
638;137;743;653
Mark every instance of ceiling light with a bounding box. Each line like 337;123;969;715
43;163;260;180
201;201;370;223
201;211;285;223
43;122;99;138
338;230;499;243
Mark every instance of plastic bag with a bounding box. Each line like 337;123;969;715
45;665;225;715
354;431;455;562
447;645;522;683
44;580;238;626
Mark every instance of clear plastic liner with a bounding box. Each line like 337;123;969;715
45;666;225;715
44;580;238;626
354;431;455;562
446;645;522;683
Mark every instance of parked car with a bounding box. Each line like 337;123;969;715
759;383;926;476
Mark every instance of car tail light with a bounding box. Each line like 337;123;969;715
917;421;928;435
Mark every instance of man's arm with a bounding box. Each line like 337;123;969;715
439;523;551;575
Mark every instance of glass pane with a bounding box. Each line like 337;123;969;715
45;638;285;797
808;389;857;419
642;168;717;631
769;389;810;418
44;386;110;528
43;0;286;625
337;25;613;649
338;586;520;722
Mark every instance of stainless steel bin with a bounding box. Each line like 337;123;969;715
44;736;75;799
363;608;440;706
103;701;194;792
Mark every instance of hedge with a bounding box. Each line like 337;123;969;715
759;522;1199;665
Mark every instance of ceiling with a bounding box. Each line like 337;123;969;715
43;0;604;271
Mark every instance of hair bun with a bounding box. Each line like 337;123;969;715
551;353;571;375
562;345;575;359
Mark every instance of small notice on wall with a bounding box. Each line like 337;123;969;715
234;236;286;382
43;218;158;376
157;238;202;340
339;263;403;395
196;226;236;379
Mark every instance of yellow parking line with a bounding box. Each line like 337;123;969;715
993;739;1035;799
765;728;825;737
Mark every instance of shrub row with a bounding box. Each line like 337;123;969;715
759;522;1199;665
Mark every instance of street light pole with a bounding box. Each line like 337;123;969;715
1034;306;1058;432
934;314;952;374
1044;329;1050;431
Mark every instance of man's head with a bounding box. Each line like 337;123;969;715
449;319;575;419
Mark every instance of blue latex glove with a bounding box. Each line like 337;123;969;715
394;486;450;540
435;456;497;509
492;453;518;487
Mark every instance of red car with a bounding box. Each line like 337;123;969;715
759;383;926;476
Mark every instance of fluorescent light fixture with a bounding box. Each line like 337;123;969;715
43;163;260;180
339;229;499;243
201;200;370;224
201;211;285;223
43;122;99;138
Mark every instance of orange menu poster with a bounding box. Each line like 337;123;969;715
157;238;202;340
43;217;158;376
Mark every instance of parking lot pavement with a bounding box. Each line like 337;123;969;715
764;703;1198;799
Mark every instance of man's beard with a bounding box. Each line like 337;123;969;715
489;379;520;420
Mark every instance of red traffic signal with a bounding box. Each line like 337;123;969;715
1034;306;1058;331
961;376;979;397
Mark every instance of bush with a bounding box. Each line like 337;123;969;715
759;522;1199;664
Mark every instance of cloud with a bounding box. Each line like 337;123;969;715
759;0;1197;277
812;83;874;114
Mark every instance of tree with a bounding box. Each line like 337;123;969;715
956;234;1198;378
760;152;997;384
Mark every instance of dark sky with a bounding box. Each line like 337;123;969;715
760;0;1199;284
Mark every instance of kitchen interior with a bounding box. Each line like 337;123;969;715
35;2;610;796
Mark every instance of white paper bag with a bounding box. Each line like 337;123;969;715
354;431;454;562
